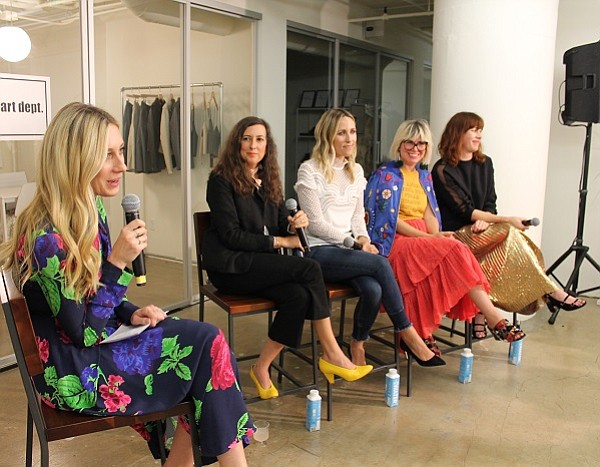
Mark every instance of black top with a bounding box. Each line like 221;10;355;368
203;173;289;274
431;156;498;231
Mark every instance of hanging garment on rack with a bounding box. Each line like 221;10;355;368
122;100;133;163
170;98;181;170
135;101;150;173
160;98;174;174
129;101;140;170
207;98;221;156
146;97;166;173
193;100;204;159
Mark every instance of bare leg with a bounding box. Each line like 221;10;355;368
399;326;435;361
313;317;356;369
350;339;367;365
217;441;248;467
467;285;504;327
252;338;284;389
164;422;193;467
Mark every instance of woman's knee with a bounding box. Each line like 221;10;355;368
353;277;382;309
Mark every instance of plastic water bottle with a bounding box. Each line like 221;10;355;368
385;368;400;407
508;339;523;365
458;348;473;383
305;389;321;432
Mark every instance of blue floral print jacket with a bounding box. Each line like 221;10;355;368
365;161;442;257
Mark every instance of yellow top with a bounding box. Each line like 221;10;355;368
398;168;427;221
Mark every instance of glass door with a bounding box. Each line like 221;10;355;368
285;30;334;198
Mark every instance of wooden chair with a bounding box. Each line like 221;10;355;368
193;211;324;406
0;268;202;467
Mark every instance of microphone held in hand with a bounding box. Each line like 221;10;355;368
121;193;147;286
343;237;362;250
522;217;540;227
285;198;310;253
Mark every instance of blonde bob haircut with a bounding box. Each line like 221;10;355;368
0;102;118;299
388;119;433;166
310;108;357;183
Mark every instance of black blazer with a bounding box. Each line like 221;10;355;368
203;173;290;274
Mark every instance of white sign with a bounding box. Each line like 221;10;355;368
0;73;51;141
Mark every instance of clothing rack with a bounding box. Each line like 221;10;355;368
119;82;223;174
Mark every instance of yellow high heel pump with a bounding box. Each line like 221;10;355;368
318;358;373;384
249;366;279;400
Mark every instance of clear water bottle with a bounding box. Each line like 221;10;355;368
305;389;321;432
385;368;400;407
508;339;523;365
458;348;473;384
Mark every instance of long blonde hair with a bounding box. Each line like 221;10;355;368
310;108;357;183
0;102;118;299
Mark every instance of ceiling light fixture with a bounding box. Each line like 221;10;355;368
0;2;32;62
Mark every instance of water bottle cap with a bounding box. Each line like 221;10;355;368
388;368;398;375
309;389;319;396
462;348;472;356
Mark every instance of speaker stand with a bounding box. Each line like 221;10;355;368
546;122;600;324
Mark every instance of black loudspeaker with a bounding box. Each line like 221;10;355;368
562;40;600;124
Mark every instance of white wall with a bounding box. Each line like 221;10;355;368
544;0;600;296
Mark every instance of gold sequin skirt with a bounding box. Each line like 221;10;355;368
453;223;557;314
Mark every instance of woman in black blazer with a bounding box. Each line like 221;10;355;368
203;116;372;399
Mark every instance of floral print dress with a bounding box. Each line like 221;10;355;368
20;198;253;464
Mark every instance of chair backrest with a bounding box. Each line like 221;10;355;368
15;182;37;217
0;171;27;189
193;212;211;286
1;268;44;378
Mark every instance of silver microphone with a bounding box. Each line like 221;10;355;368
522;217;540;227
343;237;362;250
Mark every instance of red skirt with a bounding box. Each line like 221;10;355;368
388;219;490;338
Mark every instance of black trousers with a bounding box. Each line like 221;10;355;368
208;253;330;348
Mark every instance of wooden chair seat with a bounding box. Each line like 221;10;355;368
1;268;202;467
201;283;277;315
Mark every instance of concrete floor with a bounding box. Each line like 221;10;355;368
1;296;599;466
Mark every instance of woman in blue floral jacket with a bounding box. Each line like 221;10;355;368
0;103;252;466
365;119;525;352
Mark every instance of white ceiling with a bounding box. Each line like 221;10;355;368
0;0;434;32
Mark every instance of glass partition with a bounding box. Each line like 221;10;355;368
0;4;83;369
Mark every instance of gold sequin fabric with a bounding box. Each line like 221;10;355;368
453;223;556;314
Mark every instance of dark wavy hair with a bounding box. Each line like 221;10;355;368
212;116;283;204
438;112;485;166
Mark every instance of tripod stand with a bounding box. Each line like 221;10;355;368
546;122;600;324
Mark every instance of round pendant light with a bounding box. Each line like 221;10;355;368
0;25;31;62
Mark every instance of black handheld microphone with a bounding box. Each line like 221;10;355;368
284;198;310;253
121;194;147;286
522;217;540;227
343;237;362;250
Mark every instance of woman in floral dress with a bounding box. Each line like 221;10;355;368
0;102;252;466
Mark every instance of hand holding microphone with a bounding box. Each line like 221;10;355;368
285;198;310;253
121;194;147;286
343;237;362;250
522;217;540;227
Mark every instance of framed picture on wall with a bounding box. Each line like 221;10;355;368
299;90;316;108
343;89;360;107
314;89;330;108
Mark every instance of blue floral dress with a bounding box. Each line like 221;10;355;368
19;198;253;464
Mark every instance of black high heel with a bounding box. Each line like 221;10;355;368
545;293;586;312
399;339;446;367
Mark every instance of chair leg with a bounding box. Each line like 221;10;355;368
199;293;205;322
157;420;167;464
326;379;333;421
189;416;203;467
450;318;457;337
26;407;33;467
